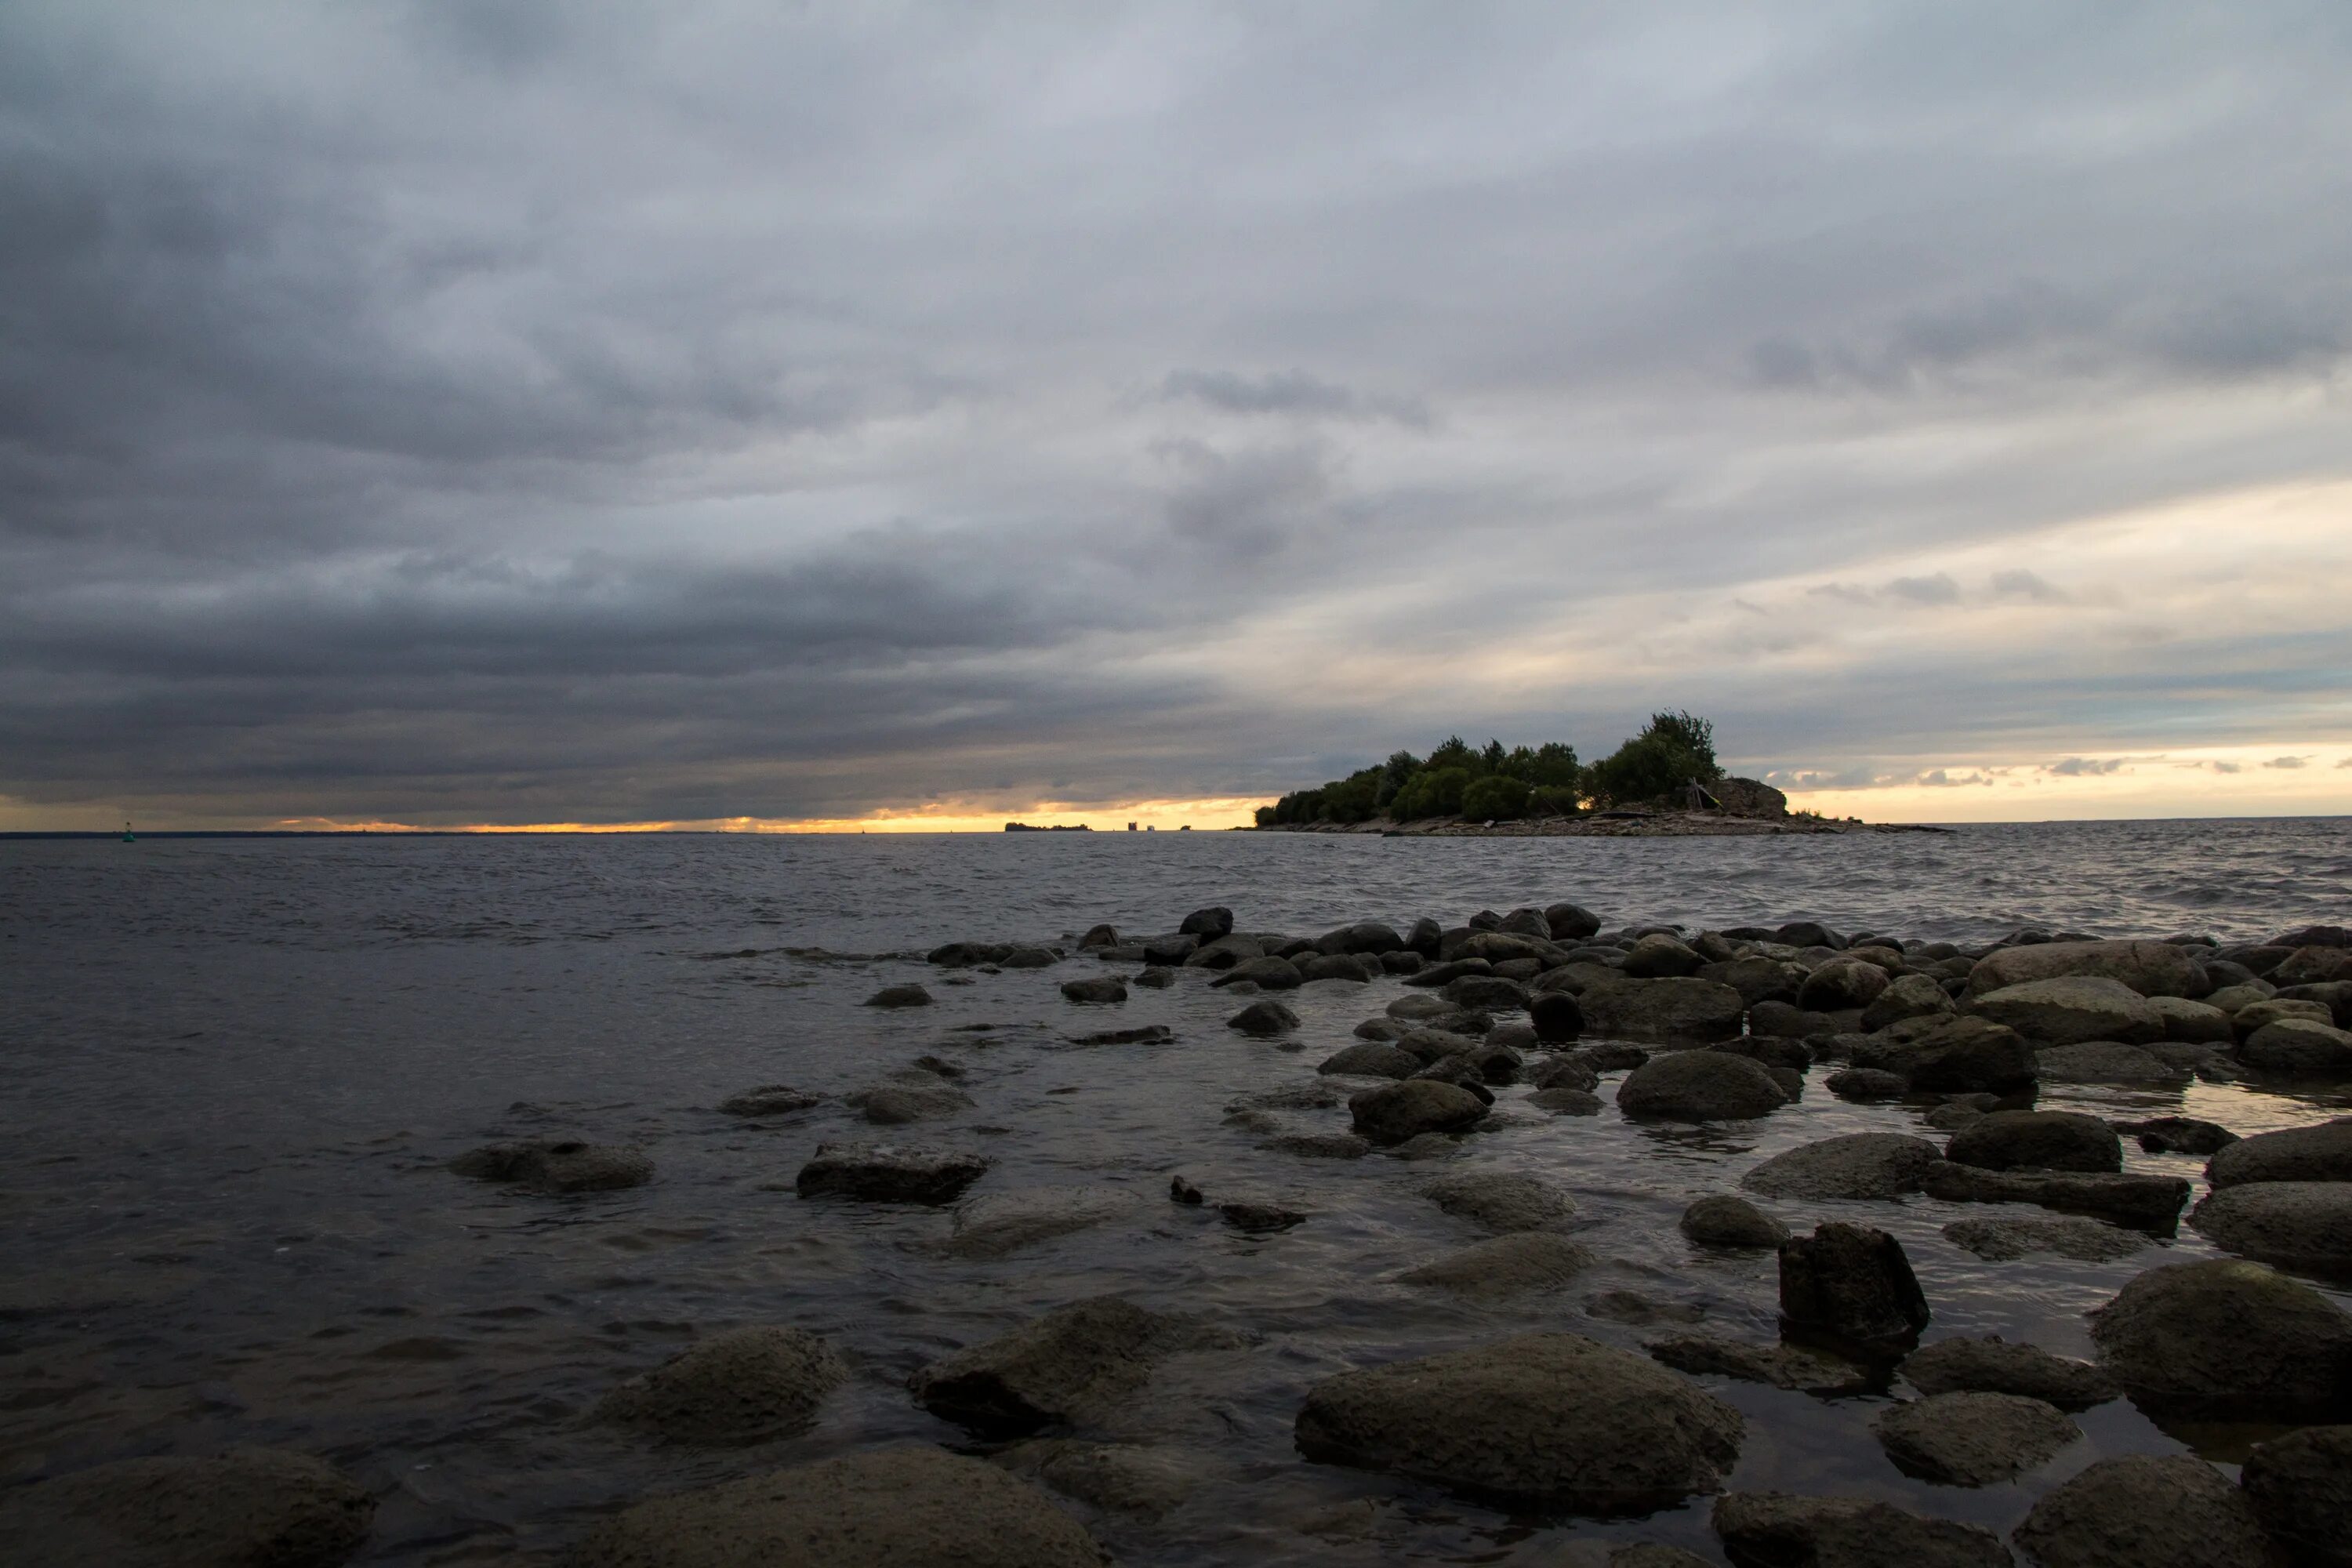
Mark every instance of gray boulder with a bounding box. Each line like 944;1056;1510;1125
2241;1016;2352;1073
597;1325;845;1444
1649;1336;1873;1396
1921;1162;2189;1232
1778;1223;1929;1348
0;1447;374;1568
1741;1133;1939;1200
909;1297;1214;1433
1617;1050;1788;1120
1546;902;1603;941
1711;1493;2010;1568
1969;975;2162;1044
2034;1040;2189;1083
1316;920;1403;956
1443;974;1530;1012
1682;1195;1789;1249
1180;906;1233;937
1298;953;1377;983
1623;934;1705;978
1424;1169;1577;1233
1946;1110;2121;1173
1872;1391;2078;1486
1210;955;1303;990
1058;976;1127;1004
946;1186;1143;1258
2209;1117;2352;1186
1226;1000;1299;1036
1942;1216;2145;1263
1348;1080;1489;1144
1294;1332;1743;1512
796;1142;989;1204
2241;1425;2352;1566
2013;1454;2272;1568
450;1138;652;1193
2234;996;2336;1037
2089;1258;2352;1417
1399;1232;1597;1298
2146;994;2234;1043
1860;972;1955;1031
1317;1041;1420;1079
1798;958;1890;1012
2190;1181;2352;1270
1575;977;1746;1042
568;1445;1105;1568
1899;1336;2118;1410
1966;938;2206;998
1530;990;1584;1042
1853;1014;2038;1093
1528;1053;1600;1092
1700;956;1804;1007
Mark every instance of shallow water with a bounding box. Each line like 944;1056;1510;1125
2;821;2349;1563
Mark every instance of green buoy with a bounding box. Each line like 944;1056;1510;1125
122;818;135;842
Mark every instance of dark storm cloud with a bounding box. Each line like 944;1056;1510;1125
2;2;2349;823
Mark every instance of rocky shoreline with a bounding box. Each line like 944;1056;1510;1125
1258;809;1945;837
13;898;2352;1566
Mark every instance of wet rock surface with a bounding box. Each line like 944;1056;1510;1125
1898;1335;2118;1410
1617;1049;1788;1120
946;1185;1144;1258
1944;1109;2122;1172
2206;1116;2352;1185
1348;1079;1489;1143
1710;1491;2011;1568
1871;1390;2079;1485
1422;1168;1577;1232
1681;1194;1788;1249
2189;1180;2352;1269
2240;1424;2352;1565
1648;1335;1874;1395
910;1296;1225;1434
795;1142;990;1203
717;1084;824;1116
2012;1453;2274;1568
1399;1232;1596;1298
596;1324;846;1444
1778;1222;1931;1349
1942;1215;2146;1262
450;1138;652;1193
2089;1258;2352;1417
1920;1160;2190;1232
1741;1132;1939;1200
0;1446;376;1568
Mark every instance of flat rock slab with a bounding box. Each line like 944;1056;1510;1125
1294;1332;1743;1512
1942;1215;2147;1262
1872;1391;2079;1485
1919;1160;2188;1233
946;1186;1143;1258
2013;1454;2274;1568
597;1325;845;1445
0;1446;375;1568
1741;1133;1939;1200
1648;1336;1874;1396
1899;1336;2118;1410
568;1445;1105;1568
795;1142;990;1204
1399;1233;1596;1299
1711;1492;2010;1568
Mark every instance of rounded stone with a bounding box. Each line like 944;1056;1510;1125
1898;1336;2118;1410
1711;1493;2009;1568
1530;990;1584;1043
1740;1133;1939;1200
1871;1391;2079;1486
1294;1331;1743;1512
2207;1116;2352;1186
597;1325;846;1444
1681;1195;1788;1249
1226;999;1299;1036
1316;1041;1419;1079
1945;1110;2121;1173
1616;1050;1788;1121
1424;1169;1577;1233
1347;1080;1489;1144
1399;1232;1597;1298
2189;1181;2352;1270
0;1446;374;1568
2241;1424;2352;1565
865;983;935;1007
2089;1258;2352;1417
2012;1454;2273;1568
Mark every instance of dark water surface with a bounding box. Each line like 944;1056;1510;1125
4;820;2350;1563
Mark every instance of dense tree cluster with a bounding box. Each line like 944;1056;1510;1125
1253;713;1721;826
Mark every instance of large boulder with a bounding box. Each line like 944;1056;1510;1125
2012;1454;2273;1568
1348;1080;1489;1144
2189;1181;2352;1270
1399;1233;1596;1299
1682;1195;1789;1250
1623;934;1705;978
946;1186;1144;1258
796;1142;989;1204
1711;1493;2010;1568
1530;990;1584;1043
1898;1336;2118;1410
1778;1223;1930;1349
2209;1117;2352;1186
2241;1016;2352;1073
2234;996;2336;1038
909;1297;1213;1434
0;1447;374;1568
2089;1258;2352;1417
1871;1391;2079;1486
1849;1014;2037;1093
1860;973;1954;1031
1225;1000;1299;1036
2241;1425;2352;1566
1798;958;1890;1012
1294;1333;1743;1512
1700;956;1804;1007
1545;902;1603;941
1210;955;1303;990
2278;946;2352;985
1946;1110;2122;1173
1443;975;1530;1012
1966;938;2207;998
1574;978;1746;1042
1180;906;1234;937
597;1325;845;1444
568;1446;1105;1568
1920;1163;2189;1232
450;1138;652;1193
1424;1170;1577;1233
1316;920;1403;956
1969;976;2163;1045
1741;1134;1939;1200
1617;1051;1788;1120
2147;995;2234;1043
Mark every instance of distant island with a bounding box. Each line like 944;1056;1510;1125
1004;822;1092;832
1254;711;1929;836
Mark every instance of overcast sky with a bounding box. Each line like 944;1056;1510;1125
4;2;2349;828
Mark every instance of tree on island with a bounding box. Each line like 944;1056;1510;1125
1252;712;1723;826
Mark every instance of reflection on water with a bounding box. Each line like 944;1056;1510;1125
1;822;2347;1562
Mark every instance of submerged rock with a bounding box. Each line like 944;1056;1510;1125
1741;1133;1938;1200
0;1446;375;1568
597;1325;845;1444
1648;1335;1873;1396
1945;1109;2121;1173
910;1297;1218;1434
1681;1195;1788;1249
2190;1181;2352;1270
1530;1087;1604;1114
1898;1336;2118;1410
450;1138;652;1193
2089;1258;2352;1418
2013;1454;2272;1568
2208;1116;2352;1185
568;1445;1105;1568
1294;1332;1743;1512
1942;1215;2145;1262
795;1142;989;1204
1825;1067;1909;1101
1778;1223;1929;1349
1423;1169;1577;1233
1169;1174;1308;1232
1871;1391;2079;1486
1226;999;1299;1036
946;1185;1142;1258
865;982;935;1007
1711;1492;2009;1568
993;1439;1210;1520
1058;976;1127;1004
848;1079;972;1125
717;1084;823;1117
1316;1041;1419;1079
1348;1080;1489;1144
1616;1050;1788;1120
1399;1232;1596;1298
2241;1425;2352;1566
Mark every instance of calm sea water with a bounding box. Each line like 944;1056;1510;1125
3;820;2349;1563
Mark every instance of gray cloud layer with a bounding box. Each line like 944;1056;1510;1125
4;2;2350;822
